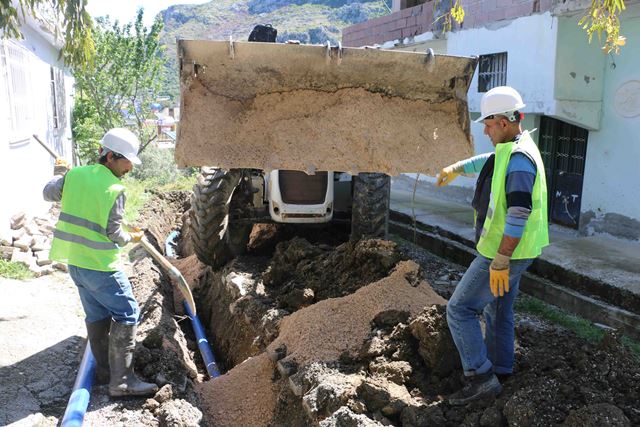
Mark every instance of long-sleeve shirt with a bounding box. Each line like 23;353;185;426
43;175;132;246
455;147;536;239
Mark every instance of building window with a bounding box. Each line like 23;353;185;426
477;52;507;93
1;41;37;143
50;66;59;129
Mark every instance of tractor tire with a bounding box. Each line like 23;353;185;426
189;167;250;267
351;172;391;241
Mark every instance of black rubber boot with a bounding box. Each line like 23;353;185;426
85;318;111;385
448;371;502;406
108;321;158;397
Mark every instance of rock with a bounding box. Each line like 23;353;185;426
357;377;412;416
0;228;12;245
35;251;52;266
1;245;13;260
13;237;32;251
562;403;631;427
143;398;161;412
11;412;57;427
278;287;315;311
401;403;446;427
372;310;410;328
32;265;54;277
31;236;50;251
319;406;383;427
369;360;412;385
154;384;173;403
156;399;203;427
53;262;68;272
11;212;26;230
409;305;460;377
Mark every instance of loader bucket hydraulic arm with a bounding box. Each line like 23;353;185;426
176;40;477;176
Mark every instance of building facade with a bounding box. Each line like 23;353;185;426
0;12;74;236
344;0;640;240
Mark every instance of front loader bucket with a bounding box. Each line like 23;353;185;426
176;40;477;176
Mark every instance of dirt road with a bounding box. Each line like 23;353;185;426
0;273;85;426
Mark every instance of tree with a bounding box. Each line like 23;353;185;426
71;9;164;164
0;0;94;67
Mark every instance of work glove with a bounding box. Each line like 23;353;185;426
489;253;511;297
128;226;144;243
436;163;462;187
53;158;71;176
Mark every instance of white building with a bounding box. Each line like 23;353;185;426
0;10;74;236
344;0;640;240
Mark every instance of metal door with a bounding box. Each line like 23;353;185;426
538;117;588;228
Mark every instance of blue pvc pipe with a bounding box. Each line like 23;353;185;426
183;300;221;378
61;343;96;427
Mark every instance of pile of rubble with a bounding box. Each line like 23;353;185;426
0;208;65;276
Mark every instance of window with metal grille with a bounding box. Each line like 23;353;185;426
477;52;507;93
538;116;589;229
1;41;37;143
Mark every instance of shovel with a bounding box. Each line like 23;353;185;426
139;237;197;315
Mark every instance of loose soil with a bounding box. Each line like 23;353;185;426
2;190;638;426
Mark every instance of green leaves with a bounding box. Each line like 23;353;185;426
71;9;165;164
578;0;626;54
0;0;95;68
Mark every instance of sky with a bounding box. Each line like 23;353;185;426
86;0;211;28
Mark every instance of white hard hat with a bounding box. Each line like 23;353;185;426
475;86;526;123
100;128;142;165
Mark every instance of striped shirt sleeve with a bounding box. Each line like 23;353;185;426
450;152;493;174
504;153;537;238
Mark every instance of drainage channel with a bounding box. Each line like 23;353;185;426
389;212;640;340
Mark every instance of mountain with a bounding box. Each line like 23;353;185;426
157;0;391;100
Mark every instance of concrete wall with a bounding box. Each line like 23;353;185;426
578;9;640;239
0;24;73;236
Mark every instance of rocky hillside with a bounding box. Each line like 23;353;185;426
158;0;391;100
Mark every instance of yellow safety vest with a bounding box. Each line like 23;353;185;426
49;164;125;271
476;131;549;259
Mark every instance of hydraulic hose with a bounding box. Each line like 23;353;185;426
61;343;96;427
183;300;221;378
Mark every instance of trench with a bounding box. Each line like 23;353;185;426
143;191;640;427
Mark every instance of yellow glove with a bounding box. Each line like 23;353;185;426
127;226;144;243
53;158;71;176
436;164;460;187
489;253;511;297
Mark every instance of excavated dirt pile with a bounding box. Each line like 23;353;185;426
121;190;638;427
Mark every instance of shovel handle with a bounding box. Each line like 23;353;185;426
33;134;61;159
139;237;197;315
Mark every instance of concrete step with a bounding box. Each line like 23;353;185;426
389;211;640;340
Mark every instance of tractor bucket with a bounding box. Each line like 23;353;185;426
176;40;477;176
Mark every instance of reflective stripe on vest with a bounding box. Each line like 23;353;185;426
49;164;125;271
476;131;549;260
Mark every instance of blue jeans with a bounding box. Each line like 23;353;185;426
446;255;533;376
69;265;140;325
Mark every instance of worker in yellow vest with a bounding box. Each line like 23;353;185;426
43;128;158;398
436;86;549;405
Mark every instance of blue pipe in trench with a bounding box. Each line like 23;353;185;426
183;300;221;378
61;343;96;427
61;232;221;423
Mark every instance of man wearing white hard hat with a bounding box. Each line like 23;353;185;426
436;86;549;405
43;128;158;398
